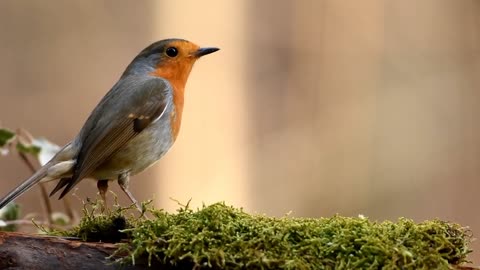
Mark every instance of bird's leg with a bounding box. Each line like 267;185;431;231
97;179;109;211
118;172;142;212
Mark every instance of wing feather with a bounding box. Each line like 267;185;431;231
51;76;171;198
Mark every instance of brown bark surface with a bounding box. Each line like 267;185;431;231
0;232;148;270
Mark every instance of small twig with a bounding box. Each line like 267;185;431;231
17;151;35;172
62;197;76;223
16;128;34;143
17;152;54;226
2;219;70;231
16;128;54;227
2;220;48;226
38;184;54;222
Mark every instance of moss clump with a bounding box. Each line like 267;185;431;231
63;202;472;269
61;200;131;243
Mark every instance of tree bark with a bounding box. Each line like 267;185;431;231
0;232;148;270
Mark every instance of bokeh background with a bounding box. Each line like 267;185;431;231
1;0;480;264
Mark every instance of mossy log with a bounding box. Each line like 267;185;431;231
0;203;477;269
0;232;477;270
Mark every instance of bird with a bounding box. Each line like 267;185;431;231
0;38;219;211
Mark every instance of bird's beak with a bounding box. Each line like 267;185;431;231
194;47;220;58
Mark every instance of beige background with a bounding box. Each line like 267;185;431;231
1;0;480;264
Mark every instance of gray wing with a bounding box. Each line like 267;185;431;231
52;76;172;198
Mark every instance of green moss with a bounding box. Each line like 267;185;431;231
62;202;471;269
59;199;133;243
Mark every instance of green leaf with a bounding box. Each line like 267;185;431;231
0;128;16;147
16;142;41;156
0;202;20;232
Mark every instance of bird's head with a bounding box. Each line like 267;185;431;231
123;39;219;86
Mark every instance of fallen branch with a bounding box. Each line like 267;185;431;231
0;232;154;270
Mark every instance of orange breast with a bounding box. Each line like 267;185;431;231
150;63;189;141
169;85;184;140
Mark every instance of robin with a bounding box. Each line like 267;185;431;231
0;38;219;211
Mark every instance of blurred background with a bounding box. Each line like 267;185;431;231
1;0;480;264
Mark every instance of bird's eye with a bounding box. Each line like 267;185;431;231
166;47;178;57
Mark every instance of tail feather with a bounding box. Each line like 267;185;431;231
0;166;49;209
49;177;71;198
0;143;77;209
